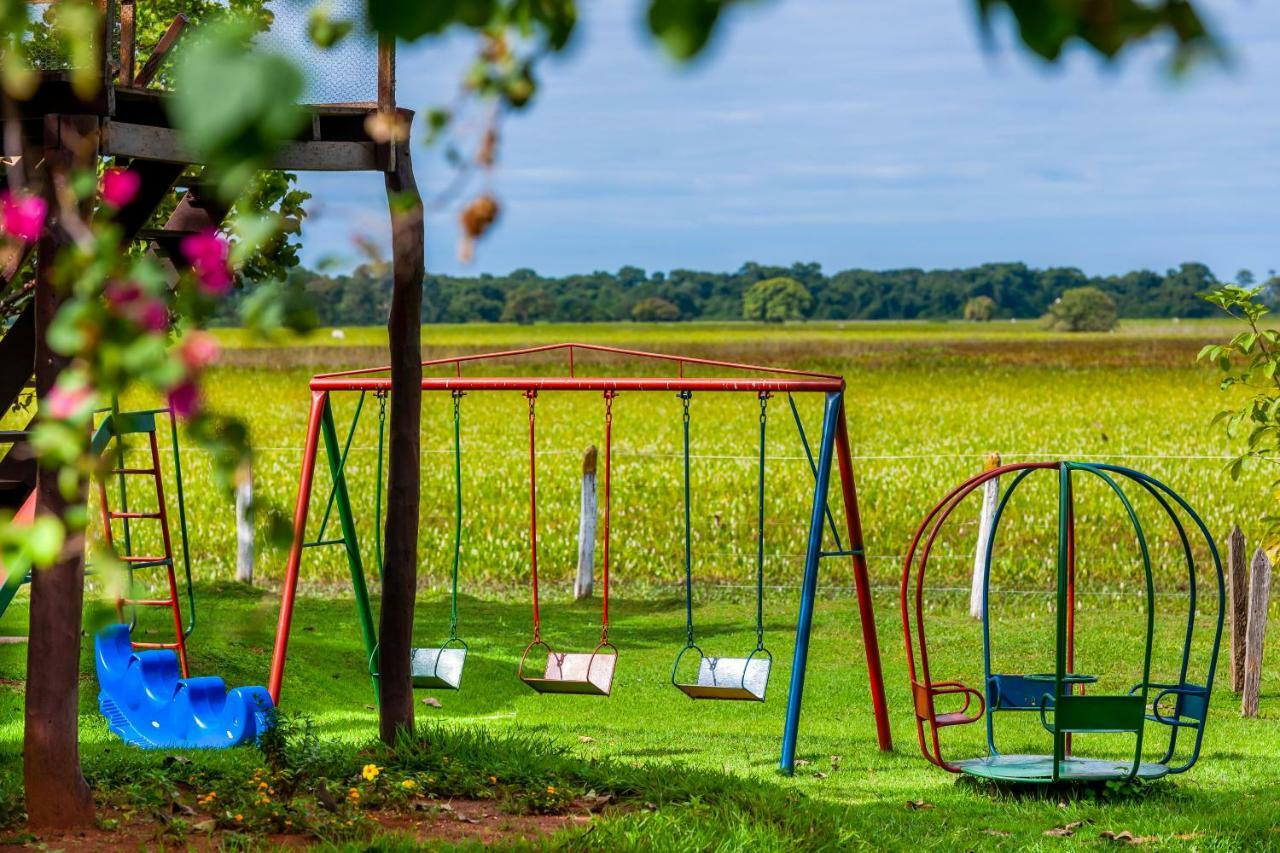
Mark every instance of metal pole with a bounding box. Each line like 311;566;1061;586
834;397;892;752
268;391;326;704
235;461;254;584
168;409;196;637
319;395;380;701
780;391;841;775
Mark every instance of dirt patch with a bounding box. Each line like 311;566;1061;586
365;799;590;846
0;810;206;852
3;800;592;850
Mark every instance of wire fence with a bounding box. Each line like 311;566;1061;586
189;446;1233;463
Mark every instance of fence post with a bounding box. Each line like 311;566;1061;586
1242;546;1272;718
235;461;254;584
575;445;598;600
969;452;1001;620
1228;525;1248;693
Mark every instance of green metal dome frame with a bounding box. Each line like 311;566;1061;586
902;461;1225;784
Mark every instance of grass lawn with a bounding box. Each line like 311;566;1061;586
1;582;1277;849
2;320;1276;849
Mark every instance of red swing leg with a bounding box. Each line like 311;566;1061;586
835;402;893;751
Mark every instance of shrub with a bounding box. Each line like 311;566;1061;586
963;295;997;321
742;277;812;323
1046;286;1117;332
631;297;680;322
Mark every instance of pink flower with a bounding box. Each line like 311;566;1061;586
1;192;47;243
105;281;168;332
100;168;140;210
178;331;220;371
46;382;95;420
104;280;143;310
168;380;201;419
180;230;232;295
139;300;170;333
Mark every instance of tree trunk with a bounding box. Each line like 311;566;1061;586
24;114;95;829
379;136;425;745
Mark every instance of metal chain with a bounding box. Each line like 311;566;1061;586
679;390;695;647
448;389;463;640
755;391;770;650
525;389;540;642
373;390;387;577
601;390;615;644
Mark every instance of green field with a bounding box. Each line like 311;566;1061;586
4;319;1277;850
104;318;1260;596
2;588;1277;849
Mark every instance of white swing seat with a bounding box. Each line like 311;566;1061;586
521;648;616;696
676;655;771;701
411;646;467;690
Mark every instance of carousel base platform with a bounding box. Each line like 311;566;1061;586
955;754;1170;783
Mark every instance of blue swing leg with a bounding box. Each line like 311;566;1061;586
779;391;841;775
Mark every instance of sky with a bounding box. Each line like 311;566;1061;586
290;0;1280;280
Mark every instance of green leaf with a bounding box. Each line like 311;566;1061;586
973;0;1222;70
648;0;724;61
307;7;354;48
368;0;459;40
24;517;64;567
168;19;306;202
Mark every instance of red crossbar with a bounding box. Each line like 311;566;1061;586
312;342;844;389
313;376;843;393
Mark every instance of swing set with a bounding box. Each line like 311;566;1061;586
265;343;892;772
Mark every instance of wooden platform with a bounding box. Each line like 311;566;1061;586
13;74;410;173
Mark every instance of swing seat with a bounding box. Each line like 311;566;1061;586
519;642;616;696
673;647;772;701
411;641;468;690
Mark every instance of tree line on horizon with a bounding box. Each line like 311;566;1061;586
212;260;1271;327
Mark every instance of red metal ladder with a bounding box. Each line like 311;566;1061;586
96;422;189;678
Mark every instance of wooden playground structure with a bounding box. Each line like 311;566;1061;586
0;2;423;622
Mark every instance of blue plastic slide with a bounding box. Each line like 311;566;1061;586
95;623;275;749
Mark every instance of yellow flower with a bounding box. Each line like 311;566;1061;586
348;788;360;800
362;764;381;782
401;779;416;789
234;814;243;823
546;786;556;795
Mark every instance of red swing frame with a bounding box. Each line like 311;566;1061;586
265;343;892;764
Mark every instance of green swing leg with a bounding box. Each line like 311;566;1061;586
319;396;380;701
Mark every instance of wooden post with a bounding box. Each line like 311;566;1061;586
118;0;136;86
575;446;598;600
1228;525;1248;693
235;461;253;584
1242;546;1272;718
377;82;425;744
24;113;97;829
969;452;1001;620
